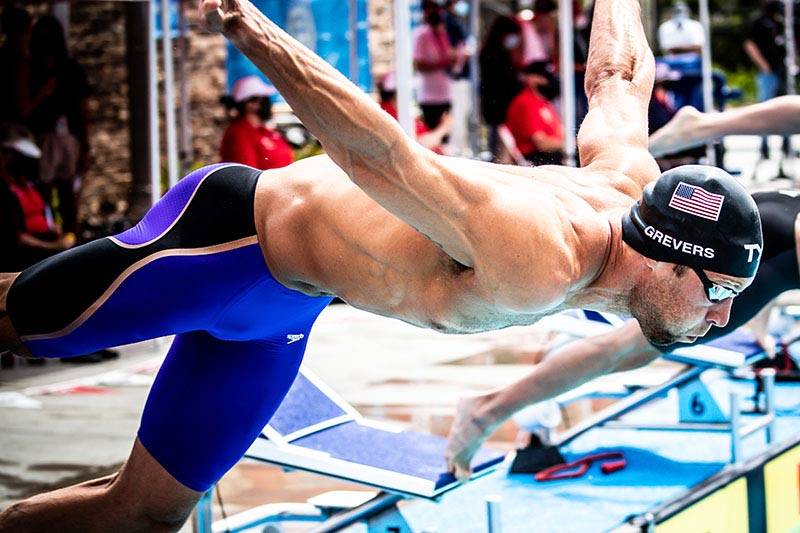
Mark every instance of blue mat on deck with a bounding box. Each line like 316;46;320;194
400;444;723;533
399;379;800;532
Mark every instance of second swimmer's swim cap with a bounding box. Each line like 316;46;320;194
621;165;762;278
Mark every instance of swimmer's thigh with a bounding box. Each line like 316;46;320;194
138;330;310;492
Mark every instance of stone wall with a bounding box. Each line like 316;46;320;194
66;2;229;216
69;2;130;214
26;0;396;219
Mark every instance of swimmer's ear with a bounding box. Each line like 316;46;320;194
640;256;658;271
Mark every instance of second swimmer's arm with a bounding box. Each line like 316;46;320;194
649;96;800;157
697;96;800;140
481;322;659;425
446;321;660;479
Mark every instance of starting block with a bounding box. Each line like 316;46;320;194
196;366;505;533
245;367;504;499
557;329;775;464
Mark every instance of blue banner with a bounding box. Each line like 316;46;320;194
226;0;371;99
154;0;186;40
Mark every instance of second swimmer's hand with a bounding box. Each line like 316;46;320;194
445;394;494;482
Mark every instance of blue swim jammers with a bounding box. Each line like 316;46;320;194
6;163;333;491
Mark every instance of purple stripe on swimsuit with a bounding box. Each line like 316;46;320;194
114;163;233;246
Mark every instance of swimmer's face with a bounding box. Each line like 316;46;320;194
630;264;752;346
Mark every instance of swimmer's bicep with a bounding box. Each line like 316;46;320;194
578;69;655;168
573;122;661;196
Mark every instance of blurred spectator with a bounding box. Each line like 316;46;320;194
0;7;35;124
1;123;117;367
516;1;545;68
378;71;450;153
27;15;91;235
220;76;294;170
516;0;557;67
0;123;74;270
648;64;679;136
443;0;472;156
504;61;563;166
744;0;790;161
658;2;705;56
479;16;523;158
572;0;592;126
413;0;454;131
647;63;696;171
0;142;25;273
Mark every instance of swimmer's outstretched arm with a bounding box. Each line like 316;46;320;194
445;321;660;480
649;96;800;157
577;0;660;190
199;0;482;267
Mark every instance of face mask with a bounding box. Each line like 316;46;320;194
6;155;36;179
454;1;469;17
257;97;273;122
425;11;442;25
503;34;520;49
672;8;688;23
540;78;560;101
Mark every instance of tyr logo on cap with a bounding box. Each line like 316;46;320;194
744;243;762;263
668;182;724;221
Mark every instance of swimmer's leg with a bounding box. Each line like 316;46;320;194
0;439;202;533
2;163;261;360
0;273;33;358
0;329;311;532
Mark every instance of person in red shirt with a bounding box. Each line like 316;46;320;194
1;124;75;267
377;71;450;154
220;75;294;170
505;61;564;165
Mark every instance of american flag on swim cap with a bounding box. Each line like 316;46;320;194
668;182;724;221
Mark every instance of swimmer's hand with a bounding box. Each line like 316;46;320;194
747;303;777;359
755;331;777;359
445;393;496;482
199;0;240;33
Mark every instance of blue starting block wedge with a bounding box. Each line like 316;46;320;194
245;367;506;500
677;377;728;423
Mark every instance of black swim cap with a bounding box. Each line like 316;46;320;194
621;165;762;278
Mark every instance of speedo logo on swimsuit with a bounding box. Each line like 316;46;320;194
643;225;715;259
286;333;305;344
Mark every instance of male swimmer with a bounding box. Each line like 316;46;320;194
447;189;799;480
0;0;761;530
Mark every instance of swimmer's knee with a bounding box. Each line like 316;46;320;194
0;274;31;358
0;273;19;310
0;473;191;533
0;498;34;532
98;472;195;532
0;315;34;359
109;442;202;530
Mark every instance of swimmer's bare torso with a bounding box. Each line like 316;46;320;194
255;153;657;334
206;0;663;335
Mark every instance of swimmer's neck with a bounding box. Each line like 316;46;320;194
563;213;638;314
